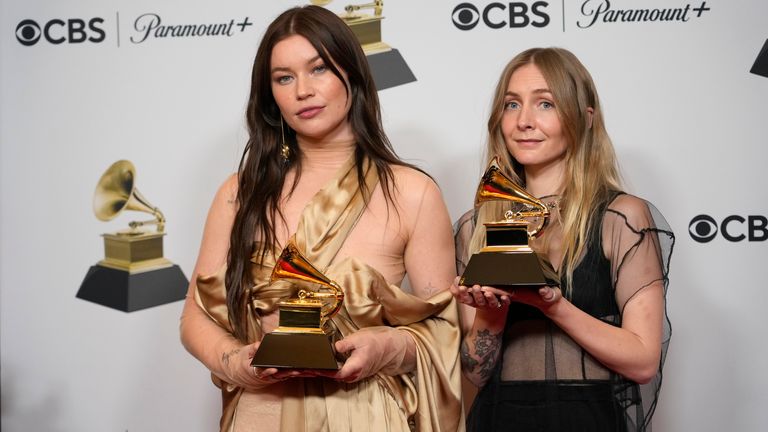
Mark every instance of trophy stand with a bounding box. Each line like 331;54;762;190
460;221;559;288
77;160;188;312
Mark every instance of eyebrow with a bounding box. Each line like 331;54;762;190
271;55;323;74
505;88;553;98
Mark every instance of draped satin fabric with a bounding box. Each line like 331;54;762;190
195;155;464;432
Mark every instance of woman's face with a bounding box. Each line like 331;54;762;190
270;35;353;144
500;64;569;175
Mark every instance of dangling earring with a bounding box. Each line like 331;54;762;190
280;117;290;161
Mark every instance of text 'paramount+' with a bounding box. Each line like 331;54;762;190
578;0;712;28
130;13;253;44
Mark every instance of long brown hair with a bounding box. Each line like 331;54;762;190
471;47;622;292
226;5;414;341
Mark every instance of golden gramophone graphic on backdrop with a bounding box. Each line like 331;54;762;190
310;0;416;90
460;158;560;289
251;241;345;370
76;160;188;312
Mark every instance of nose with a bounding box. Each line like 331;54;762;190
517;105;534;130
295;75;314;100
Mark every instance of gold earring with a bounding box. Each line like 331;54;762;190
280;117;290;161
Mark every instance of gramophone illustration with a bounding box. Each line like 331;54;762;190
311;0;416;90
459;158;559;289
251;241;345;369
76;160;188;312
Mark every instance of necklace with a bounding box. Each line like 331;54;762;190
538;194;561;210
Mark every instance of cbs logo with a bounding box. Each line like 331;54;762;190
689;214;768;243
452;1;550;30
16;18;105;46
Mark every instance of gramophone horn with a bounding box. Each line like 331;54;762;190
475;157;550;237
93;160;165;232
271;242;344;321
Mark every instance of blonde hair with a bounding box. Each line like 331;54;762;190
469;47;622;292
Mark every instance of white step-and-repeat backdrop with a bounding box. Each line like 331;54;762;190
2;0;766;430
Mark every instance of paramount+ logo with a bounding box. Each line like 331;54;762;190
451;1;550;30
688;214;768;243
15;18;105;46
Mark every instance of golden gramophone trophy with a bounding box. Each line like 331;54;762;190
251;242;345;370
76;160;188;312
459;158;560;289
311;0;416;90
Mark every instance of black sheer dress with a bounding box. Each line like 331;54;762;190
455;192;674;432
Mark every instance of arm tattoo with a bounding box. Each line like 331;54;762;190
221;347;240;367
461;329;502;382
422;281;438;297
460;340;479;371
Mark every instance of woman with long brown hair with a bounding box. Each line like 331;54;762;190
452;47;674;431
180;6;463;431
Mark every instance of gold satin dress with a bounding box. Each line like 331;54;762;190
195;155;464;432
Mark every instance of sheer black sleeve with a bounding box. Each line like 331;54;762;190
602;194;675;431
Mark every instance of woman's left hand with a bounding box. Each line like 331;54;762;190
504;285;563;314
309;326;415;383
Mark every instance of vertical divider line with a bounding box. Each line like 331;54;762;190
562;0;565;32
116;11;121;47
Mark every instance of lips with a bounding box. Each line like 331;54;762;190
296;106;324;119
515;138;543;147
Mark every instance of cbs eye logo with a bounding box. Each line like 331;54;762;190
452;3;480;30
16;20;41;46
15;18;105;46
689;214;768;243
451;1;550;30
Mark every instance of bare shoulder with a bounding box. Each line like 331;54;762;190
389;164;441;204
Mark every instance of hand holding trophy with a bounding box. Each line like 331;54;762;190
250;241;345;370
459;157;560;290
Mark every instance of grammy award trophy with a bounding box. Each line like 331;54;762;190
76;160;188;312
251;242;345;370
460;158;560;289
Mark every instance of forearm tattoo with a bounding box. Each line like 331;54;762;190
460;329;502;382
221;347;240;367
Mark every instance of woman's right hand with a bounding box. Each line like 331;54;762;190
449;276;511;311
220;341;306;391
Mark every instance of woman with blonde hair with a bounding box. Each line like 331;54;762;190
180;5;463;431
452;47;674;431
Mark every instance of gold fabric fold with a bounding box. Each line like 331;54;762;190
195;154;463;431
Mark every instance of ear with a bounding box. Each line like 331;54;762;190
586;107;594;129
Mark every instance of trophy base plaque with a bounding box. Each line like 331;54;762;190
77;264;188;312
460;221;559;289
460;251;559;289
751;38;768;78
367;49;416;91
251;331;340;370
